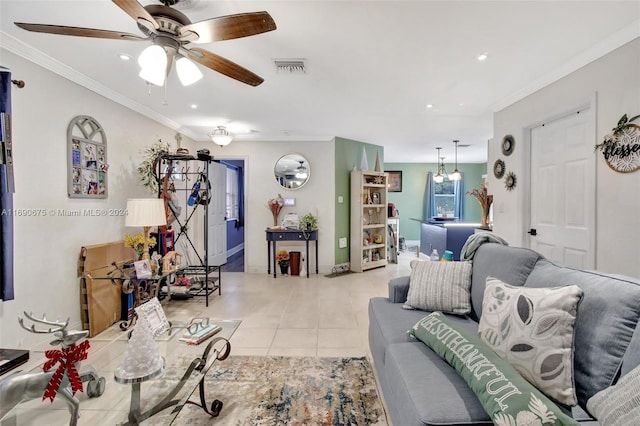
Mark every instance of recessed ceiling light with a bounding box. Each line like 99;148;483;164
426;104;433;109
190;104;198;109
119;53;131;61
477;53;488;61
458;103;465;107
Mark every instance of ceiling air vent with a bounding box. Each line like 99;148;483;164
274;59;307;74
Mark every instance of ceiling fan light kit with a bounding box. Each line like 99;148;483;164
175;55;203;86
14;0;277;87
138;44;167;86
210;126;232;147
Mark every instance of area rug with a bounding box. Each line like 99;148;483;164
174;355;388;425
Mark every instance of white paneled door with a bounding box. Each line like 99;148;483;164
207;161;227;266
529;107;595;269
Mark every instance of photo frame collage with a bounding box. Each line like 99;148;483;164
67;116;108;198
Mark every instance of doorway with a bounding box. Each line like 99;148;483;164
528;105;596;269
220;159;245;272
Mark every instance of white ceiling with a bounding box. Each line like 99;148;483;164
1;1;639;163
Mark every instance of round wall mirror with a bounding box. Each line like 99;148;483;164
274;154;310;190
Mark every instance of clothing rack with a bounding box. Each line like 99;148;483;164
157;153;221;306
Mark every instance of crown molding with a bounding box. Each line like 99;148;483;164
0;31;200;141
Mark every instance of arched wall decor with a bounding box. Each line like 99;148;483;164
67;115;108;198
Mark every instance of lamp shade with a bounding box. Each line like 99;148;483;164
138;45;167;86
176;56;203;86
125;198;167;228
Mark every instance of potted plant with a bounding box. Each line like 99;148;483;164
300;213;318;231
276;250;290;275
300;213;318;239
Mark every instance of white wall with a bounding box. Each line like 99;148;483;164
491;38;640;278
189;141;336;274
0;50;196;348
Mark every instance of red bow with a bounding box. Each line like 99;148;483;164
42;340;90;402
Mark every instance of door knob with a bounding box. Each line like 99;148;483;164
528;228;537;236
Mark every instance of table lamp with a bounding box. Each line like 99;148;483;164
125;198;167;268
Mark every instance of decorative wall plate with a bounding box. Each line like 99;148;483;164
493;159;506;179
502;134;515;156
504;171;517;191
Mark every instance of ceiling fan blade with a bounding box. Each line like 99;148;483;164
187;48;264;86
112;0;159;30
179;12;276;44
14;22;147;41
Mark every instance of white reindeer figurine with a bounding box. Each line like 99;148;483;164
0;312;106;426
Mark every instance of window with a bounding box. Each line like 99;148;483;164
433;180;456;217
225;167;239;220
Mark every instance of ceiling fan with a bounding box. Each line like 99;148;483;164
14;0;276;87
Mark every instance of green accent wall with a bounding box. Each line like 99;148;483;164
334;137;384;264
384;162;488;241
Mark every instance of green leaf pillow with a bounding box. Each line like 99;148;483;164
410;312;579;426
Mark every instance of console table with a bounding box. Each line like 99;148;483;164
265;229;318;278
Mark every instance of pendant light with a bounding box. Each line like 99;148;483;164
433;147;445;183
450;139;462;181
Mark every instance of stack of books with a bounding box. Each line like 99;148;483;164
178;324;222;345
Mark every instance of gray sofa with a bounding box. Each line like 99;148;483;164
368;243;640;425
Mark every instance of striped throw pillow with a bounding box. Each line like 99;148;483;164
587;364;640;425
403;260;472;315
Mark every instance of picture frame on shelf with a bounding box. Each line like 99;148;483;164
388;171;402;192
134;259;152;279
372;192;381;204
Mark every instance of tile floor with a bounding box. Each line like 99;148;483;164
162;247;417;358
1;248;420;425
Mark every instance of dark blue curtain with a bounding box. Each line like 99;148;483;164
422;172;435;221
454;176;464;220
236;165;244;228
0;68;14;301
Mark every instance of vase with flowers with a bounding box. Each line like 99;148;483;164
124;232;157;260
267;194;285;227
466;183;493;228
276;250;290;275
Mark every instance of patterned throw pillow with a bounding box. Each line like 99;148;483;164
411;312;579;426
403;260;472;315
478;277;583;406
587;364;640;425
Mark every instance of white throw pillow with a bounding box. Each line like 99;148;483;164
403;260;472;315
478;277;583;406
587;364;640;425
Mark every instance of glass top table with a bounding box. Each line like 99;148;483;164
0;318;240;426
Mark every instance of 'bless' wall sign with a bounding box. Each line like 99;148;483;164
595;113;640;173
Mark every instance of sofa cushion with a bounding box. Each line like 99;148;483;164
404;260;472;314
525;260;640;408
586;364;640;425
470;244;543;321
384;341;492;425
411;312;580;426
478;277;583;406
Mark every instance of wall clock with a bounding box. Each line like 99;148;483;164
493;159;506;179
504;171;517;191
502;134;515;156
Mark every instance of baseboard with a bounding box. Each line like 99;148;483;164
227;243;244;257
